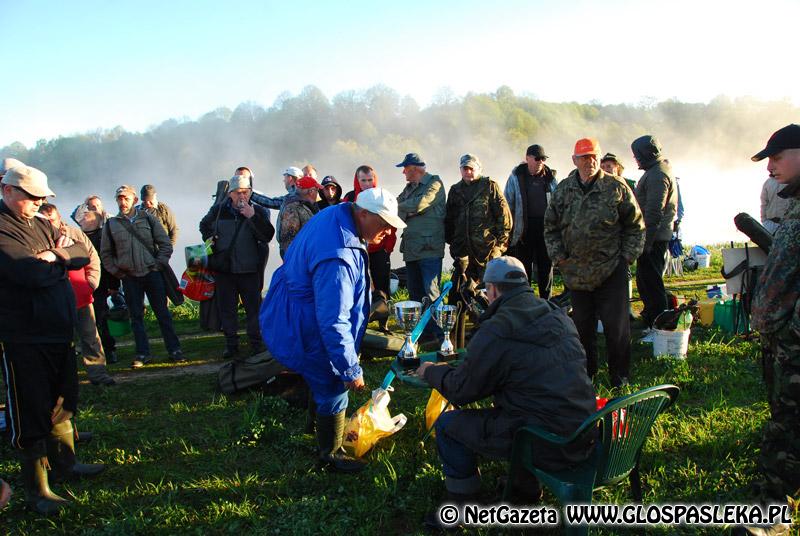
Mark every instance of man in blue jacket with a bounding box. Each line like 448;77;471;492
260;187;406;472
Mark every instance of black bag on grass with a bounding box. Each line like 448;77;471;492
217;350;287;395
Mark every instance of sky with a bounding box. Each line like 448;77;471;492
1;0;799;148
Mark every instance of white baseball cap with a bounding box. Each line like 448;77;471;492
354;187;406;229
283;166;303;178
1;165;55;197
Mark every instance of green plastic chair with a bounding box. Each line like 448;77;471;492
502;384;680;535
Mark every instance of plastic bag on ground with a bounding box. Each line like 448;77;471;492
425;389;451;437
343;388;407;458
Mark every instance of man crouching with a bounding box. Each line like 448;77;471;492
415;256;597;529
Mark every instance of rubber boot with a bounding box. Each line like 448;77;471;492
305;389;316;435
316;411;366;473
47;421;105;482
19;440;68;515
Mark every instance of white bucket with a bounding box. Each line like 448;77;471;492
653;329;691;359
696;254;711;268
389;275;399;295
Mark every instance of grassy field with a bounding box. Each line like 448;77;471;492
0;248;794;535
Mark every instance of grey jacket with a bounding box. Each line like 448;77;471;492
396;172;446;262
631;136;678;251
100;209;173;278
504;163;558;246
423;286;597;468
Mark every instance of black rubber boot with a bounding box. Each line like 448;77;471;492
305;390;317;435
316;411;366;473
19;440;68;515
47;421;105;482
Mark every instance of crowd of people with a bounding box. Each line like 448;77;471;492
0;125;798;535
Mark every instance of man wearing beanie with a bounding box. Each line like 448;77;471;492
504;144;558;299
200;172;275;359
260;187;406;473
416;256;596;530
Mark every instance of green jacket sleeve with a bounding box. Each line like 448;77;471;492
488;181;512;254
397;178;444;217
543;189;567;264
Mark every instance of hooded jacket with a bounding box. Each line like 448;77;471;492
423;285;597;468
504;163;558;246
544;169;645;291
317;177;343;210
343;173;397;254
631;136;678;251
260;203;369;384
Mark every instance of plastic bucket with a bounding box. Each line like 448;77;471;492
696;254;711;268
653;329;690;359
108;319;131;338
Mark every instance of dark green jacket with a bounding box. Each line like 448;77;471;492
631;136;678;251
445;176;512;263
752;177;800;337
544;169;644;291
423;286;597;468
396;173;446;262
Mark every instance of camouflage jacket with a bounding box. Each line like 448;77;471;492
277;197;318;257
544;169;645;291
752;178;800;336
445;176;512;263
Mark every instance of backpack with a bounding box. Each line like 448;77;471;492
217;350;288;395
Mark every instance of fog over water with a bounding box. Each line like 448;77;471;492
6;86;788;284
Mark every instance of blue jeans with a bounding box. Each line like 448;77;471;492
435;410;482;493
123;271;181;356
405;257;444;338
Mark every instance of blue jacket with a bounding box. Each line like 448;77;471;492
259;203;370;383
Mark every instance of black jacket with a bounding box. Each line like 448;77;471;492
0;202;90;344
631;135;678;249
199;199;275;274
424;286;597;468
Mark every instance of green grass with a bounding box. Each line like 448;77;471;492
1;259;793;534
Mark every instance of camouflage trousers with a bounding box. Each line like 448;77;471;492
755;327;800;504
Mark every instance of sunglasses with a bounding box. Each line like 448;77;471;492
533;157;546;162
13;186;47;202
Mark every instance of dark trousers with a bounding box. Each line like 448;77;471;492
92;286;116;354
571;260;631;383
636;240;669;326
1;342;76;449
123;271;181;356
368;249;391;298
216;271;262;349
514;218;553;299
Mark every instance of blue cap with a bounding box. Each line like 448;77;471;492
395;153;425;168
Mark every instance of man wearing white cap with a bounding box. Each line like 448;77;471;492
250;166;303;210
0;165;105;514
260;187;406;473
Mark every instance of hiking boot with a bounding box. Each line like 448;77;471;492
19;439;69;515
90;375;116;386
221;347;239;360
131;355;153;369
106;350;118;364
47;421;105;483
316;411;366;473
169;350;187;363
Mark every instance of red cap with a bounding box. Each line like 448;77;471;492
573;138;601;157
297;176;322;190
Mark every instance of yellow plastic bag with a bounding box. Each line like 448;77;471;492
425;389;451;437
343;388;407;458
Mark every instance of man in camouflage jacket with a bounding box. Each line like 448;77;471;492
445;154;512;295
749;124;800;524
544;138;644;387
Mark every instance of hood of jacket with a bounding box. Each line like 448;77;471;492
631;135;664;170
478;286;568;348
348;171;396;254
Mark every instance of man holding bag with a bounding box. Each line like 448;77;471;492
100;185;184;368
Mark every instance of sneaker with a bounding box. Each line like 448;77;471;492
131;355;153;369
169;350;187;363
640;328;655;344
